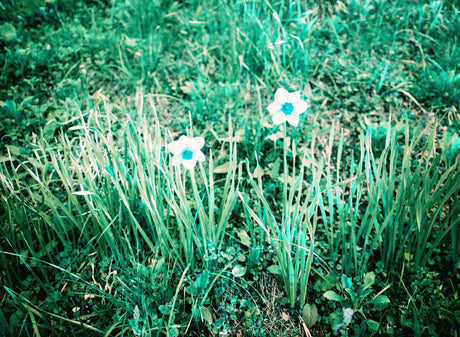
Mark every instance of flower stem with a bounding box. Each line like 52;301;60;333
283;125;288;222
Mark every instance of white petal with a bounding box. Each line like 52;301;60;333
274;88;289;103
286;114;300;126
272;112;287;125
182;158;198;170
194;150;206;162
167;140;185;155
188;136;205;151
288;91;301;103
293;100;308;115
178;135;191;145
171;154;183;166
267;103;281;114
168;135;190;154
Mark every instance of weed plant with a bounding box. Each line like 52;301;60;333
1;0;460;336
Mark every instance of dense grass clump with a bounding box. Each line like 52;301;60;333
1;0;460;336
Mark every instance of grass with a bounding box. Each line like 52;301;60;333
1;0;460;336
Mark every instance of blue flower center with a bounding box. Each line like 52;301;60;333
281;102;294;115
181;148;194;160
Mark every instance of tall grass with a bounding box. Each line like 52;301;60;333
319;121;460;276
0;94;242;335
239;125;321;310
1;0;460;335
1;96;459;334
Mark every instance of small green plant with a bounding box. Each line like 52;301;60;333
321;272;390;335
0;98;48;153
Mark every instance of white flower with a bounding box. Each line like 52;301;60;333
342;308;354;326
167;135;206;169
266;88;309;127
334;307;355;335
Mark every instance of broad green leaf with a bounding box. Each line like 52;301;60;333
232;265;246;277
341;275;353;290
237;230;250;247
363;271;375;289
4;99;16;115
1;23;16;41
323;290;345;302
267;264;281;275
301;303;318;328
372;295;390;305
9;310;24;329
366;319;380;332
201;307;213;325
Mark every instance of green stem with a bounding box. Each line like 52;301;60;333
283;125;288;222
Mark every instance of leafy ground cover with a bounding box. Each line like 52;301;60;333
1;0;460;336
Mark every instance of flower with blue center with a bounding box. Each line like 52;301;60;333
167;135;206;169
266;88;309;126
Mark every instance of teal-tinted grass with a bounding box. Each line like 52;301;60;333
1;0;460;335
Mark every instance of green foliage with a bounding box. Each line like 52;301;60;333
387;266;460;336
240;125;320;310
1;0;460;336
315;122;460;277
319;271;390;335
